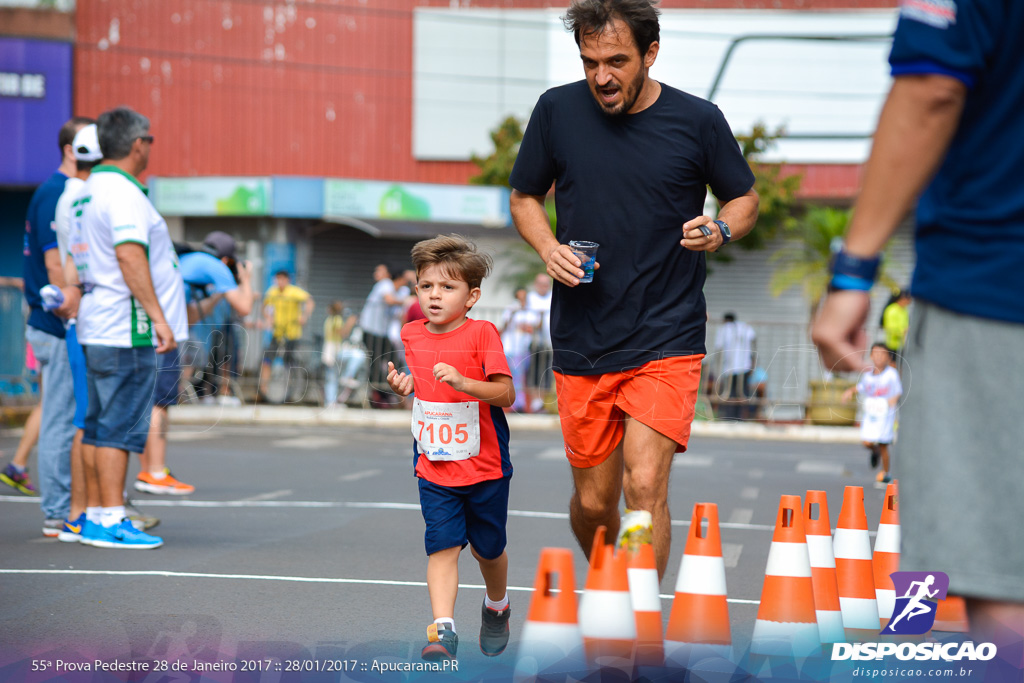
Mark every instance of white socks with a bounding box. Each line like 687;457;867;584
150;469;167;479
485;593;510;611
100;506;126;528
86;507;101;524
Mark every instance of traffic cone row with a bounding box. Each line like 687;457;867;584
515;484;958;678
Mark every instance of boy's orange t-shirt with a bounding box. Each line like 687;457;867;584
401;318;512;487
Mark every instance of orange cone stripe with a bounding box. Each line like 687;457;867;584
757;574;818;624
811;566;841;610
526;548;579;624
666;592;731;643
836;557;878;599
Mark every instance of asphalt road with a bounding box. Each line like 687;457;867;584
0;422;887;682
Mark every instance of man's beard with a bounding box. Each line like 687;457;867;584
595;68;646;118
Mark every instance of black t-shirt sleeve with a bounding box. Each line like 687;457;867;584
510;94;556;196
705;106;756;204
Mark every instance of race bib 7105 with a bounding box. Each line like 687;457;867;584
412;398;480;461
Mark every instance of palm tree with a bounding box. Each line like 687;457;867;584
770;206;899;316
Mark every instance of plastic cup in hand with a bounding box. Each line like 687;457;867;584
568;241;599;283
40;284;65;311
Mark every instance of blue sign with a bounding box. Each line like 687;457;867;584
0;38;73;185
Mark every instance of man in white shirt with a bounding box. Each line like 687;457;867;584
713;312;756;420
525;273;553;413
63;107;186;549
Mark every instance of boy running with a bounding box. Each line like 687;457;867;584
843;343;903;484
386;235;515;662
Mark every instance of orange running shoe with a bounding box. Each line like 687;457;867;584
134;468;195;495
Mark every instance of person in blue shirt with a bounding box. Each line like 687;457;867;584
135;231;253;496
20;117;93;536
813;0;1024;644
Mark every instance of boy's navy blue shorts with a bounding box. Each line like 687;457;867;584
418;475;510;560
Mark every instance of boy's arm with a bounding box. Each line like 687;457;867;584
433;363;515;408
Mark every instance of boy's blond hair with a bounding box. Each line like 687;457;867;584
410;234;492;290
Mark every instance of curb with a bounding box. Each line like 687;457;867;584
165;405;862;444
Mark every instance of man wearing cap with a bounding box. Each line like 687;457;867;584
63;107;186;549
21;116;94;537
48;122;103;543
134;231;254;496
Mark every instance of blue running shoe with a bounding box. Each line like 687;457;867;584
90;519;163;549
58;513;85;543
79;519;104;547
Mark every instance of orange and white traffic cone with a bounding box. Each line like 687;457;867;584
874;481;900;631
625;542;664;667
513;548;584;682
834;485;881;640
805;490;845;644
933;595;970;633
664;502;733;667
751;495;821;658
578;526;636;672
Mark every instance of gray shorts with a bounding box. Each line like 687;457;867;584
896;301;1024;602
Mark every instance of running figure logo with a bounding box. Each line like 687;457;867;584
883;571;949;635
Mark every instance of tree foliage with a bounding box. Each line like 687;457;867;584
469;116;524;188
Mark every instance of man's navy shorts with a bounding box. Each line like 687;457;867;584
417;475;510;560
153;345;183;408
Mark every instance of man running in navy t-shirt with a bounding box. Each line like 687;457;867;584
510;0;758;578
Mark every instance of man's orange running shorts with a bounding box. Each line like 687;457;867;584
554;354;704;468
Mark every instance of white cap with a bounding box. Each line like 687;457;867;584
72;124;103;162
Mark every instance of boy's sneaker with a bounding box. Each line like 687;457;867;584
134;468;195;495
57;513;85;543
79;519;104;547
42;518;63;537
421;623;458;661
1;464;38;496
90;519;163;549
125;498;160;530
479;601;511;657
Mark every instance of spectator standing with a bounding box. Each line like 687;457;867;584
359;263;400;406
260;270;314;401
22;116;92;536
50;122;101;542
713;312;757;420
509;0;758;576
881;289;911;362
525;273;552;413
65;107;186;549
812;0;1024;645
500;287;538;413
322;300;357;406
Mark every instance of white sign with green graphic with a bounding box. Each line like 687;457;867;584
323;179;509;226
152;177;272;216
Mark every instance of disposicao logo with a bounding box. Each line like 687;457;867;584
832;571;997;662
885;571;947;635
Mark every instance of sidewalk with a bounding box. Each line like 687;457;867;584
165;404;862;444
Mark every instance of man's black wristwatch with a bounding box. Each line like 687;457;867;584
713;219;732;245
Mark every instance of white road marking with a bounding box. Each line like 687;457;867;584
0;496;777;530
728;508;754;525
0;569;760;605
167;432;216;442
722;543;743;569
338;469;382;483
748;469;765;479
796;461;845;476
271;436;341;450
240;489;293;502
672;455;713;467
740;486;759;500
